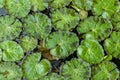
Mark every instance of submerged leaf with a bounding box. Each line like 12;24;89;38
61;58;91;80
45;31;79;59
0;41;24;61
0;15;22;42
24;13;52;39
22;52;51;80
77;39;104;64
0;62;22;80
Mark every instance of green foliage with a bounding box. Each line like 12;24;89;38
0;0;4;8
5;0;31;18
61;58;91;80
51;7;80;30
22;52;51;80
104;31;120;58
77;39;104;64
20;36;38;53
92;0;120;19
0;15;22;42
0;62;22;80
92;61;119;80
45;31;79;59
77;16;112;41
24;13;52;39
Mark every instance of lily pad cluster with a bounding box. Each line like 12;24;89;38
0;0;120;80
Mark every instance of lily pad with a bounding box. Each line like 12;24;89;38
0;0;4;8
61;58;91;80
92;61;119;80
92;0;119;19
22;52;51;80
45;31;79;59
0;41;24;61
77;39;104;64
50;0;71;9
0;15;22;42
77;16;112;41
5;0;31;18
0;62;22;80
51;7;80;30
24;13;52;39
104;31;120;58
20;36;38;53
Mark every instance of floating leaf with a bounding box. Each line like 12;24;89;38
92;0;119;19
61;58;91;80
24;13;52;39
0;62;22;80
92;61;119;80
0;15;22;42
0;0;4;8
20;36;38;53
104;31;120;58
77;16;112;41
77;39;104;64
5;0;31;18
51;8;80;30
22;52;51;80
0;41;24;61
45;31;79;59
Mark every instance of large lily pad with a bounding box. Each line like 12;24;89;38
22;52;51;80
51;8;80;31
104;31;120;58
0;62;22;80
92;61;119;80
92;0;119;19
61;58;91;80
0;15;22;42
0;41;24;61
77;39;104;64
24;13;52;39
45;31;79;59
0;0;4;8
20;36;38;53
77;16;112;41
5;0;31;18
50;0;71;9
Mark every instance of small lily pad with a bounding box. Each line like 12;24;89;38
0;41;24;61
92;61;119;80
51;7;80;30
22;52;51;80
24;13;52;39
104;31;120;58
0;15;22;42
45;31;79;59
5;0;31;18
77;39;104;64
0;62;22;80
61;58;91;80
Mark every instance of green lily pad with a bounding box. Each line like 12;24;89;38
92;61;119;80
40;73;64;80
20;36;38;53
0;41;24;61
104;31;120;58
92;0;119;19
0;15;22;42
61;58;91;80
24;13;52;39
51;7;80;30
45;31;79;59
22;52;51;80
0;0;4;8
50;0;71;9
77;16;112;41
5;0;31;18
30;0;50;11
77;39;104;64
0;62;22;80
